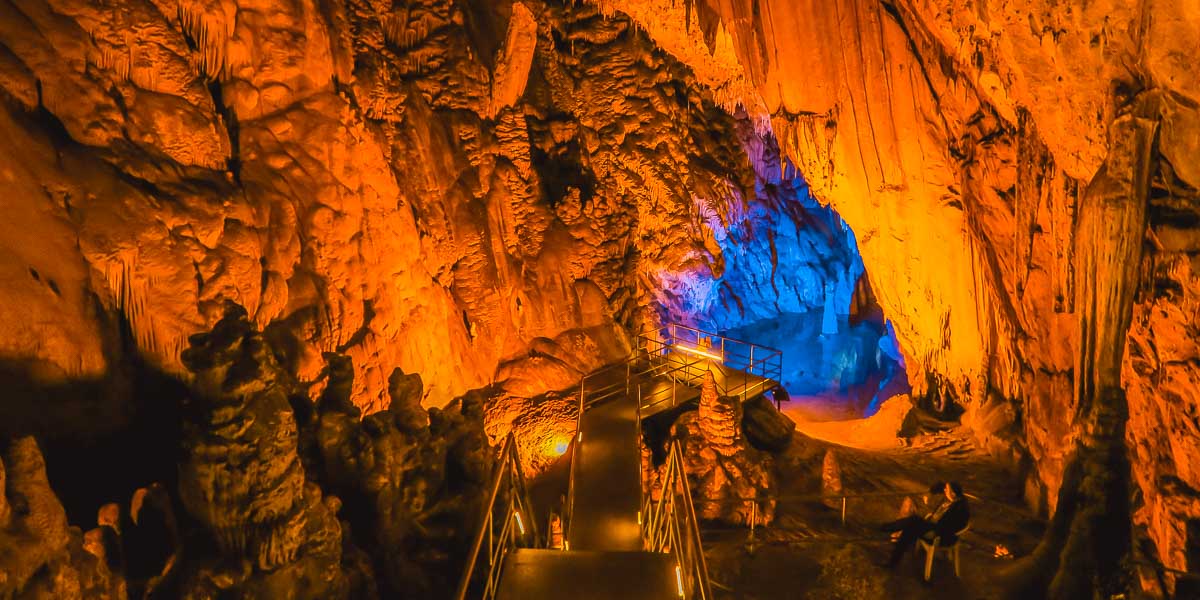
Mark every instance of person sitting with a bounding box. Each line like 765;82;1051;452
879;481;969;568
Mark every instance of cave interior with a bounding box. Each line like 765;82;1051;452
0;0;1198;599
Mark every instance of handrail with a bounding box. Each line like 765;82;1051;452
454;432;538;600
688;487;1044;550
636;336;781;410
638;326;784;401
666;322;777;354
565;322;783;552
641;438;713;600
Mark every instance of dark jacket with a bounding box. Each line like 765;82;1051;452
931;498;970;544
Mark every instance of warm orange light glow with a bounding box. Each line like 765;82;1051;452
548;436;570;457
514;511;525;535
675;564;685;597
674;344;723;361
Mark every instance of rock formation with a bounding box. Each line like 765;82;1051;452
177;303;349;598
311;351;492;599
741;394;795;452
0;437;124;599
579;1;1200;594
0;0;1197;595
661;370;777;526
162;303;494;598
0;0;849;431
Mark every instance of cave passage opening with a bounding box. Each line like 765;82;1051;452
671;164;909;421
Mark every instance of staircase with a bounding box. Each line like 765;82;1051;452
455;325;783;600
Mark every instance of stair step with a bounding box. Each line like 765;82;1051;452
497;549;680;600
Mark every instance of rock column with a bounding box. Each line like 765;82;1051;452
697;370;742;452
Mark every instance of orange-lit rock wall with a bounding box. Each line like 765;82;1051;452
592;0;1200;585
2;0;1199;588
0;0;775;424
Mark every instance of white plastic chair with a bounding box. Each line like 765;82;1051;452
918;524;969;581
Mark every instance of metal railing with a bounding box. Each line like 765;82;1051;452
635;326;784;413
1132;554;1200;600
564;351;711;536
642;438;714;600
684;488;1047;558
656;323;783;390
454;432;538;600
565;323;785;538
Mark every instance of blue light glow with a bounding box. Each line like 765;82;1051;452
664;157;908;417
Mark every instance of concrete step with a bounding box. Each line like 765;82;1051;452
496;549;679;600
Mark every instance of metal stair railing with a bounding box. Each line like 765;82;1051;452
564;323;783;547
454;432;538;600
635;352;711;415
564;353;699;541
641;438;713;600
661;323;784;385
635;327;784;411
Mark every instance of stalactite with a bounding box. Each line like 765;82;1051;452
177;1;234;80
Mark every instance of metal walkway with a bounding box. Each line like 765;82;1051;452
567;385;643;551
457;324;784;600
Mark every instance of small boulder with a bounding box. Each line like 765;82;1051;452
742;394;795;452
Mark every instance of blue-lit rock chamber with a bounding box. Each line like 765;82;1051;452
657;135;909;418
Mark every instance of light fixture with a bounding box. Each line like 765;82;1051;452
550;437;570;457
674;344;723;361
675;564;685;598
514;511;525;535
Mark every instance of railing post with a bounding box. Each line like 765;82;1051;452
750;345;755;376
841;496;847;525
749;501;757;543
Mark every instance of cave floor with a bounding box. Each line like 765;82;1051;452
704;426;1045;599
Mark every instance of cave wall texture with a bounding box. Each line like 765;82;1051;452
593;0;1200;591
0;0;837;424
0;0;1198;594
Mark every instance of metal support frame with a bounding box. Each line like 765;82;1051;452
454;432;538;600
640;439;714;600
